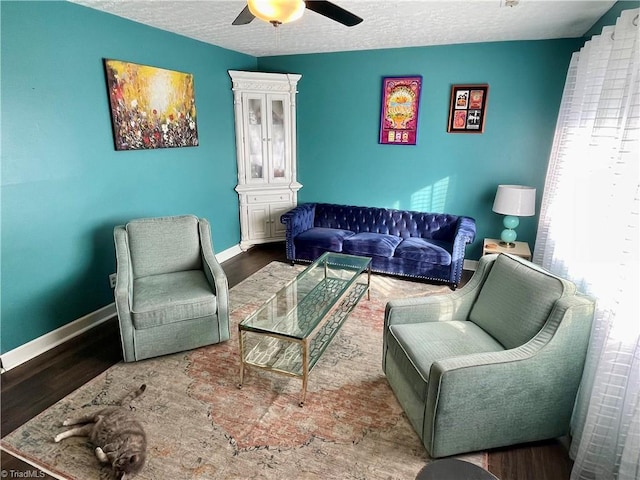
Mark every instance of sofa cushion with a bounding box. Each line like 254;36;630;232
342;232;402;257
295;227;355;252
469;254;575;349
394;237;452;265
131;270;217;329
387;321;504;400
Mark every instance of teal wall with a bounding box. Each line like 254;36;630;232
258;38;582;258
2;1;629;355
0;1;256;353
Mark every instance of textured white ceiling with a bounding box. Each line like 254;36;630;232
71;0;616;57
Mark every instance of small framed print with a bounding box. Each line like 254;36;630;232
447;84;488;133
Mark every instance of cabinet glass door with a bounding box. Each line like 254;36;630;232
268;96;288;182
246;96;265;181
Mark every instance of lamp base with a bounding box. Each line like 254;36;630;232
499;217;519;246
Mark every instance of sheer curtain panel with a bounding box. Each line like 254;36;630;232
533;9;639;480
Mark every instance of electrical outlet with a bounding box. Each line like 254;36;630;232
109;273;117;288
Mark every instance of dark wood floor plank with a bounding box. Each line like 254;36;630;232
1;242;572;479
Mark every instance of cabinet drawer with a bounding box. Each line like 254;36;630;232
247;193;292;204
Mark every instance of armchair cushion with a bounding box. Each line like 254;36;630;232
126;215;202;278
131;270;217;329
468;254;576;349
394;237;452;265
387;321;503;400
342;232;402;257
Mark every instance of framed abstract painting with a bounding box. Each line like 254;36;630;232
447;84;489;133
379;76;423;145
103;59;199;150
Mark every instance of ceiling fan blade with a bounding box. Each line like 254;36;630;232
304;1;363;26
232;5;255;25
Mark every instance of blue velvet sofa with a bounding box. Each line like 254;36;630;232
280;203;476;287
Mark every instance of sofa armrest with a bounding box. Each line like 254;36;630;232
423;294;595;457
113;225;135;362
455;216;476;244
448;216;476;287
199;218;230;342
280;203;316;260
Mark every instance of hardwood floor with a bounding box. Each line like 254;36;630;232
1;242;572;479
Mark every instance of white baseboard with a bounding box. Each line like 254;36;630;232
216;244;244;263
0;303;117;372
0;244;245;373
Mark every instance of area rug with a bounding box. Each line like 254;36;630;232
2;261;486;479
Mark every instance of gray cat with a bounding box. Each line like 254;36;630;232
54;384;147;480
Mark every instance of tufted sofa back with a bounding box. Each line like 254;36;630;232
313;203;460;240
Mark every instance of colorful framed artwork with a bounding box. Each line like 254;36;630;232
103;59;199;150
447;84;488;133
379;76;423;145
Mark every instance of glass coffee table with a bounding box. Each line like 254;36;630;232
238;252;371;406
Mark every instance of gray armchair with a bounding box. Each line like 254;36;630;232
383;253;594;458
113;215;230;362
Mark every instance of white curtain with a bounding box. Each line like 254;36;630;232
533;9;639;480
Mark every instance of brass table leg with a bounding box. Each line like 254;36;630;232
299;339;309;407
238;327;245;389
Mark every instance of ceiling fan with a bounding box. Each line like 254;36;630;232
232;0;363;28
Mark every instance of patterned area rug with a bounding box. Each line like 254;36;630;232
1;261;486;479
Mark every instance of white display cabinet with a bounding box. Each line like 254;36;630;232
229;70;302;249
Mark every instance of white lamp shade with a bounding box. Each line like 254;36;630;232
248;0;305;24
492;185;536;216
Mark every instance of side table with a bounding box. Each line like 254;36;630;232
416;458;498;480
483;238;531;261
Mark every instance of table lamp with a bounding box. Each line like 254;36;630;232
492;185;536;247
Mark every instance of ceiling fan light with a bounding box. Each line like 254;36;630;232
247;0;305;25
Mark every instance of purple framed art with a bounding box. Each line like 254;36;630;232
379;76;422;145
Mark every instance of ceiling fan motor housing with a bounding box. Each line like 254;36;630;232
234;1;363;27
247;0;305;25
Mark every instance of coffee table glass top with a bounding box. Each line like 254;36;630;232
240;252;371;340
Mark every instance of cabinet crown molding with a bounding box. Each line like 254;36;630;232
229;70;301;93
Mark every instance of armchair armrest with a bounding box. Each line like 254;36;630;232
384;289;476;327
384;253;496;328
423;294;595;457
199;219;230;342
113;225;135;361
280;203;316;260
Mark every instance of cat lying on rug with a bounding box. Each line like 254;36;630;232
54;384;147;480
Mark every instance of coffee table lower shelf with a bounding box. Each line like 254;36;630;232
238;281;369;406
